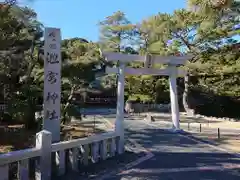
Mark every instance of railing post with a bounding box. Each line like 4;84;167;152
0;164;9;180
100;140;107;160
69;148;79;171
83;144;90;166
110;138;116;157
18;159;29;180
92;142;99;163
35;130;52;180
56;150;66;176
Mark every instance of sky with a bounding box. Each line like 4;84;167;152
22;0;186;41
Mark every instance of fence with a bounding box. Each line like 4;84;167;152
0;130;120;180
125;103;171;113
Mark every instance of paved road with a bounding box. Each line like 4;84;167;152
100;115;240;180
99;113;240;134
130;113;240;134
75;109;240;179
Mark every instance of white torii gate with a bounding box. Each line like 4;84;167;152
102;52;192;153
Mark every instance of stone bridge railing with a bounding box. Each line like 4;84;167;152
0;130;120;180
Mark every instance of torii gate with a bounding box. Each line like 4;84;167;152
102;52;192;153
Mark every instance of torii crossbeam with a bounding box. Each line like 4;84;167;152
102;52;192;154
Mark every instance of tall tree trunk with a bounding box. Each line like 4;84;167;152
25;97;37;130
183;73;195;116
25;38;38;129
62;85;76;124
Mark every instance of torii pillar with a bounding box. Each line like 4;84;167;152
102;52;192;152
115;62;125;154
169;65;180;130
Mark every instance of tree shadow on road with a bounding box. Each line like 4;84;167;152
111;127;240;180
56;126;240;180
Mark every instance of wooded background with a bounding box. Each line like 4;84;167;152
0;0;240;130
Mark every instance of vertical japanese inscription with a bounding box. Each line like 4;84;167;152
46;71;58;84
43;27;61;142
46;52;59;64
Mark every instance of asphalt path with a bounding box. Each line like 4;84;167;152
101;113;240;134
100;114;240;180
77;109;240;179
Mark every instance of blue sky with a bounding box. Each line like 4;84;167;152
25;0;186;41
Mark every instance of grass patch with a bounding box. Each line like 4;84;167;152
0;121;105;154
0;124;35;153
190;132;240;153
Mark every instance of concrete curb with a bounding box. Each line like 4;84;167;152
143;116;240;132
141;111;240;123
